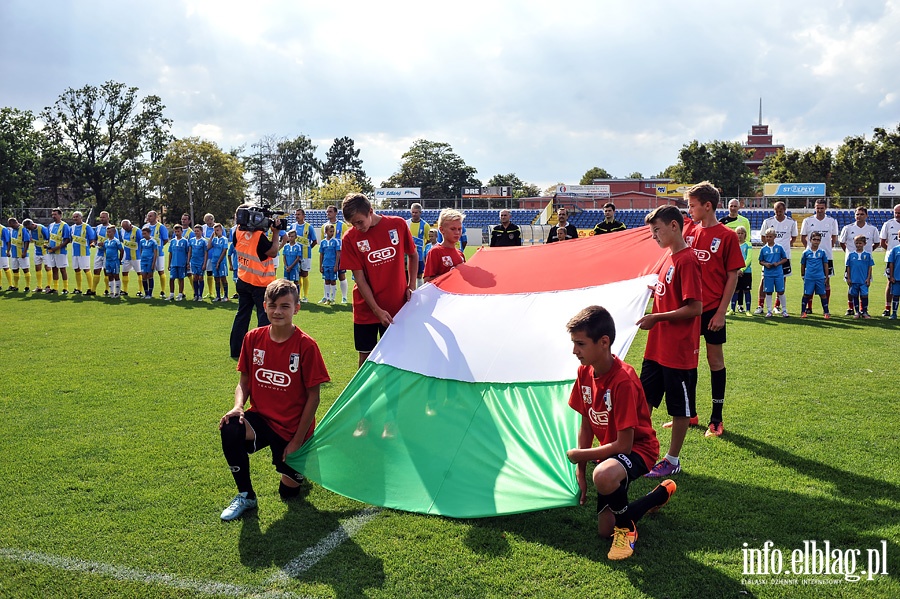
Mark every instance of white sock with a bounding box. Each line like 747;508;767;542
777;293;785;310
329;284;336;300
665;453;680;465
340;279;348;300
765;295;772;312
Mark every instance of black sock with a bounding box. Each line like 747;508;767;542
221;418;254;496
279;481;301;499
710;368;726;423
626;484;671;524
601;479;632;530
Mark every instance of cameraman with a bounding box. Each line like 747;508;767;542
229;202;284;358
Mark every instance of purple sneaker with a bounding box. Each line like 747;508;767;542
645;458;681;478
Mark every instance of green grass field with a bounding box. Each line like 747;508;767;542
1;247;898;599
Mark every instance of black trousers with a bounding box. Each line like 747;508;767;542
230;277;269;358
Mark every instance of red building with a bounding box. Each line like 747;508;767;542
743;103;784;175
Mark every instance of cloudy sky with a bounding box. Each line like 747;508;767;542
2;0;899;192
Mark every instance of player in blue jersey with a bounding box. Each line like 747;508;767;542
45;208;72;294
200;213;217;298
407;203;430;288
208;223;230;301
290;208;318;303
0;222;12;290
119;220;142;296
886;231;900;319
318;223;341;304
228;226;239;299
845;234;875;319
69;210;97;294
800;232;830;319
89;211;117;296
282;230;302;292
101;225;125;298
22;219;49;292
144;210;169;298
759;227;788;318
167;224;189;301
322;205;348;302
5;218;31;291
188;224;208;301
138;225;159;299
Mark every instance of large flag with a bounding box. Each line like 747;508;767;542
287;227;667;518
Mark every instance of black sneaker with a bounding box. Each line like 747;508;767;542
85;290;95;296
883;309;892;317
73;289;82;295
845;309;854;316
61;289;68;295
104;290;109;296
24;287;30;292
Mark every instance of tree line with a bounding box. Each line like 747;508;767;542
3;80;900;223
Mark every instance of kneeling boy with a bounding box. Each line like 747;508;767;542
218;278;331;521
565;306;676;560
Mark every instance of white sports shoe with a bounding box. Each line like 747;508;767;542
220;492;257;521
175;293;185;301
753;306;764;315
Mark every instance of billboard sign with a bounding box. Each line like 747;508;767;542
462;186;512;197
763;183;826;197
655;183;692;197
555;184;610;197
374;187;421;199
879;183;900;196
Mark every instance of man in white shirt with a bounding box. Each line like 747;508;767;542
755;201;797;314
879;204;900;316
840;207;881;315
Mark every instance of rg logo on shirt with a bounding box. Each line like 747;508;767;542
255;368;291;387
588;407;608;427
367;247;396;264
693;249;711;262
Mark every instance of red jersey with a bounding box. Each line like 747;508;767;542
567;357;659;470
423;244;465;279
683;221;745;311
237;325;331;442
340;215;418;324
644;246;702;369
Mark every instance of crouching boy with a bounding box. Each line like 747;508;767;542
565;306;676;560
218;278;331;521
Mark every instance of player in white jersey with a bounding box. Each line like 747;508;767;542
879;204;900;315
800;199;839;313
839;206;881;315
755;201;798;314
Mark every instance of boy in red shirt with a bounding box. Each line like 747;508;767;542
424;208;466;282
565;306;676;560
218;278;330;521
340;193;418;367
681;182;745;438
638;206;703;478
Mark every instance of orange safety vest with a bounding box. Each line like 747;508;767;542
235;230;276;286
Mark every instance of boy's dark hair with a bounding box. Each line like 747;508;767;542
265;278;299;304
342;193;371;221
566;305;616;344
645;205;684;230
685;181;720;209
603;202;616;211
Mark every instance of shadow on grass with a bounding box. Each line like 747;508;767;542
237;485;384;598
459;432;900;598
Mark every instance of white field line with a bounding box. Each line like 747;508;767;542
0;546;306;598
267;507;382;584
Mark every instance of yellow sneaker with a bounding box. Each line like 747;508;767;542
608;524;637;560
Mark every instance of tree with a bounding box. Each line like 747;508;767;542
382;139;480;199
0;107;42;215
580;167;613;184
321;136;372;192
663;140;756;197
627;171;644;179
486;173;541;198
310;173;367;208
40;81;172;218
150;137;246;225
245;134;320;207
831;135;875;197
759;145;833;187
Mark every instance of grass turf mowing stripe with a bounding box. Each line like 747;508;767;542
0;547;309;599
267;508;381;583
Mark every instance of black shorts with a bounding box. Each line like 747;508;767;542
700;308;727;345
242;411;304;483
782;259;792;276
596;452;648;513
736;271;753;292
354;322;388;353
641;359;697;418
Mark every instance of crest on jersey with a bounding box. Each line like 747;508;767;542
581;385;592;405
253;349;265;366
289;353;300;373
603;389;612;412
357;240;370;252
710;238;721;253
685;235;695;246
389;229;400;245
442;255;454;267
665;265;674;284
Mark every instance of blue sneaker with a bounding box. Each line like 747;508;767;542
220;492;257;521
